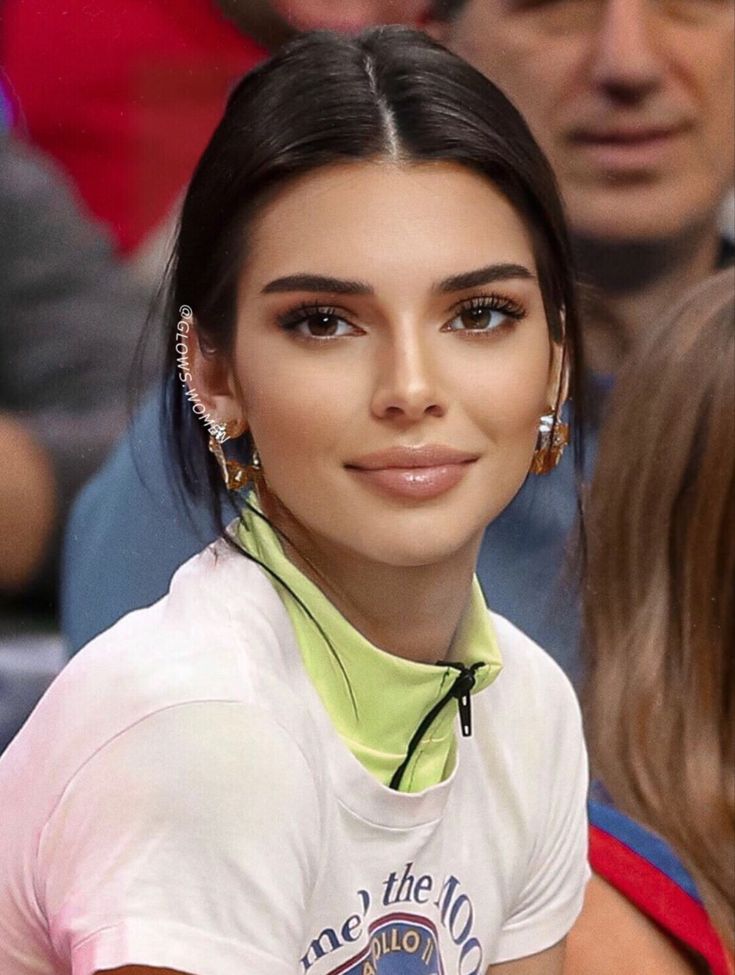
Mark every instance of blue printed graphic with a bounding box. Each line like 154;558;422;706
329;913;445;975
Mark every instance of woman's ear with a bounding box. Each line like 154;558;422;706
176;315;244;426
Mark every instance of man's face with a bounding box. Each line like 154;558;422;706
447;0;735;243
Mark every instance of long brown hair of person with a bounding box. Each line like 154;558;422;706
583;267;735;951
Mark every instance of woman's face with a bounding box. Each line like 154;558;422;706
224;161;561;569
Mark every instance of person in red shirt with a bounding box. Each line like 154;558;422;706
1;0;429;261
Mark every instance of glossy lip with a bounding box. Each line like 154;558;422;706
345;445;478;501
346;445;478;470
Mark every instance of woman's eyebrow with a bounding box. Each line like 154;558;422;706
260;263;534;297
261;274;374;295
435;263;535;293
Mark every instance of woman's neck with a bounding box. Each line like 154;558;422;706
264;500;480;665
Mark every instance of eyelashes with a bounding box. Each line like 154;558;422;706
276;303;356;339
275;293;528;341
444;294;527;334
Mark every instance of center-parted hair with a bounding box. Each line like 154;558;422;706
160;27;584;532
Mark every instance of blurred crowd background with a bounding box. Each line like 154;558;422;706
0;0;733;970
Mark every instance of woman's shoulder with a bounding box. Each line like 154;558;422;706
488;609;579;708
471;611;584;790
2;538;310;793
64;537;289;698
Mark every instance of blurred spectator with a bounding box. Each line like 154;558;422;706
61;0;735;659
0;132;155;598
431;0;735;675
566;269;735;975
0;130;155;749
1;0;429;288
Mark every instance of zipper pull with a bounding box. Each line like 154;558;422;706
438;662;484;738
453;667;476;737
455;679;473;736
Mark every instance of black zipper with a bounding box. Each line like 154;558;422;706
388;661;484;791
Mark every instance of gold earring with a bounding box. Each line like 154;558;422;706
208;421;262;491
530;410;569;475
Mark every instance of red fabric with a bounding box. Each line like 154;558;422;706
1;0;268;252
590;825;732;975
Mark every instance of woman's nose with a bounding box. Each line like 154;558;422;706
369;330;447;423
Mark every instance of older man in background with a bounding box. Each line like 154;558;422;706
435;0;733;374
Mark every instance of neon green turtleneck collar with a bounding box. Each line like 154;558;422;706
236;504;502;793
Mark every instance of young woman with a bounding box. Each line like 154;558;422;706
568;269;735;975
0;28;589;975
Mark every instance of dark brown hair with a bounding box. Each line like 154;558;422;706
583;267;735;948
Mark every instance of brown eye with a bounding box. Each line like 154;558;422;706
459;307;498;330
278;305;359;339
444;297;526;334
302;312;343;337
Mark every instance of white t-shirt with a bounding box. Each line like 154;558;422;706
0;538;589;975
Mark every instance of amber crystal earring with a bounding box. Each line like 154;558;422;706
208;420;262;491
530;410;569;475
